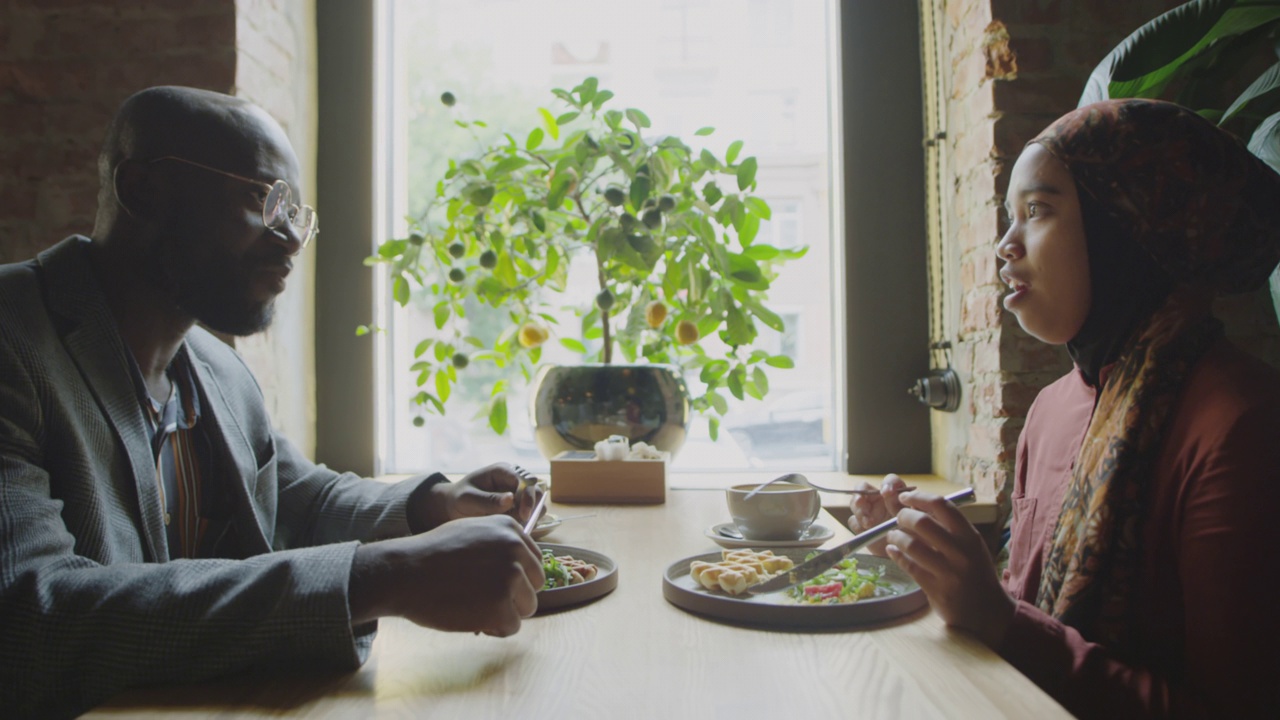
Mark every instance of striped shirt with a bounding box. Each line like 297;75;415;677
131;348;212;559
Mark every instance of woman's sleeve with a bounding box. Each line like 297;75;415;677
996;400;1280;719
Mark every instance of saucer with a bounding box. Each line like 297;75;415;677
704;522;835;549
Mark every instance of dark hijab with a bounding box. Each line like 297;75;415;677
1026;99;1280;654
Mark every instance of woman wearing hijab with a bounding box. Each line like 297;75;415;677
850;99;1280;718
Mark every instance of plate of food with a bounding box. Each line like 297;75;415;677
536;542;618;612
530;514;562;540
662;548;925;628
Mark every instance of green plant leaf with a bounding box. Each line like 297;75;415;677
725;140;744;165
492;157;530;176
577;76;598;104
435;370;452;404
592;89;614;109
489;395;508;434
433;301;450;329
539;108;560;140
393;275;410;306
1248;111;1280;172
744;299;785;331
727;253;768;290
414;338;434;357
744;244;781;260
708;416;720;440
766;354;795;369
700;359;730;382
726;366;745;400
355;325;370;336
739;214;760;246
695;126;715;136
557;111;581;125
736;156;758;191
629;174;651;209
723;305;755;346
559;337;587;354
1222;60;1280;124
744;196;772;220
526;127;544;150
626;108;651;129
703;181;723;205
752;366;769;396
466;183;495;207
1083;0;1280;105
707;391;729;415
700;148;719;169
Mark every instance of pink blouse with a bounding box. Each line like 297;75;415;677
998;339;1280;718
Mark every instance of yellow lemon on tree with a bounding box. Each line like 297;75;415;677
645;300;668;328
675;319;699;345
518;321;550;349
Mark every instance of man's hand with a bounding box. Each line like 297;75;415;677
348;515;545;636
846;473;911;556
885;490;1016;648
410;463;544;532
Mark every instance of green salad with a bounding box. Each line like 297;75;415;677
542;549;573;590
786;555;893;604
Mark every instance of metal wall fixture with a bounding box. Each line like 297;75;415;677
908;341;961;412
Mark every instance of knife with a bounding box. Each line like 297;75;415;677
747;487;976;594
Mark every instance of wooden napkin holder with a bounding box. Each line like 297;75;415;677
549;451;666;504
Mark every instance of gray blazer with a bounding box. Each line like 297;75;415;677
0;237;428;718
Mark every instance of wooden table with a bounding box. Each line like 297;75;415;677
90;483;1067;719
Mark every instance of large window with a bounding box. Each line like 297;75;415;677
375;0;841;473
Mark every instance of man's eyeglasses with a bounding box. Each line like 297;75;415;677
151;156;318;248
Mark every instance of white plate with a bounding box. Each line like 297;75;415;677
704;522;835;549
531;513;561;540
662;550;926;629
536;543;618;612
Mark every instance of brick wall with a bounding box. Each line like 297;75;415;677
934;0;1280;512
0;0;316;456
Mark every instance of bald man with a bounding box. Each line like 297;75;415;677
0;86;544;719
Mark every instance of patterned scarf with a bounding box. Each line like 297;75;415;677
1030;99;1280;654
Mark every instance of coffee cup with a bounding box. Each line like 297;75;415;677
726;482;820;541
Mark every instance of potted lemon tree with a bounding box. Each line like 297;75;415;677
367;77;805;458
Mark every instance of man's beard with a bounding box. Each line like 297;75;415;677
156;239;276;337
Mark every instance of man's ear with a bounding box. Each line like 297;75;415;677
112;159;167;220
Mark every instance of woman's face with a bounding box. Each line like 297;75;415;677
995;143;1091;345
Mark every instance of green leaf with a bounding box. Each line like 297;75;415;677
1222;60;1280;124
559;337;587;353
726;367;745;400
752;366;769;396
492;157;530;176
466;183;495;207
531;211;547;233
739;214;760;246
700;148;718;169
577;76;598;104
766;354;796;369
708;416;720;441
435;370;452;404
1248;111;1280;173
421;393;445;415
736;156;758;191
727;253;768;290
355;325;370;336
1084;0;1280;104
700;359;730;382
495;251;519;287
414;338;434;357
694;126;715;136
725;139;744;165
744;196;772;220
744;244;781;260
548;171;573;210
489;395;508;434
744;299;785;331
433;301;450;329
629;174;652;209
723;305;755;346
592;89;614;109
707;391;729;415
703;181;723;206
625;108;651;129
539;107;560;140
556;111;581;125
393;275;410;306
526;127;544;150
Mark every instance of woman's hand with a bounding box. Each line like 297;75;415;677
886;490;1016;648
846;473;911;556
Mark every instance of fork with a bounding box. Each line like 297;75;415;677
741;473;916;501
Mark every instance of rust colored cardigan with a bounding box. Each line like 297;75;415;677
998;339;1280;719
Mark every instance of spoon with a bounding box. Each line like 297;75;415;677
741;473;916;501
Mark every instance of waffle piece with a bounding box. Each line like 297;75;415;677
722;549;795;574
690;560;763;595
